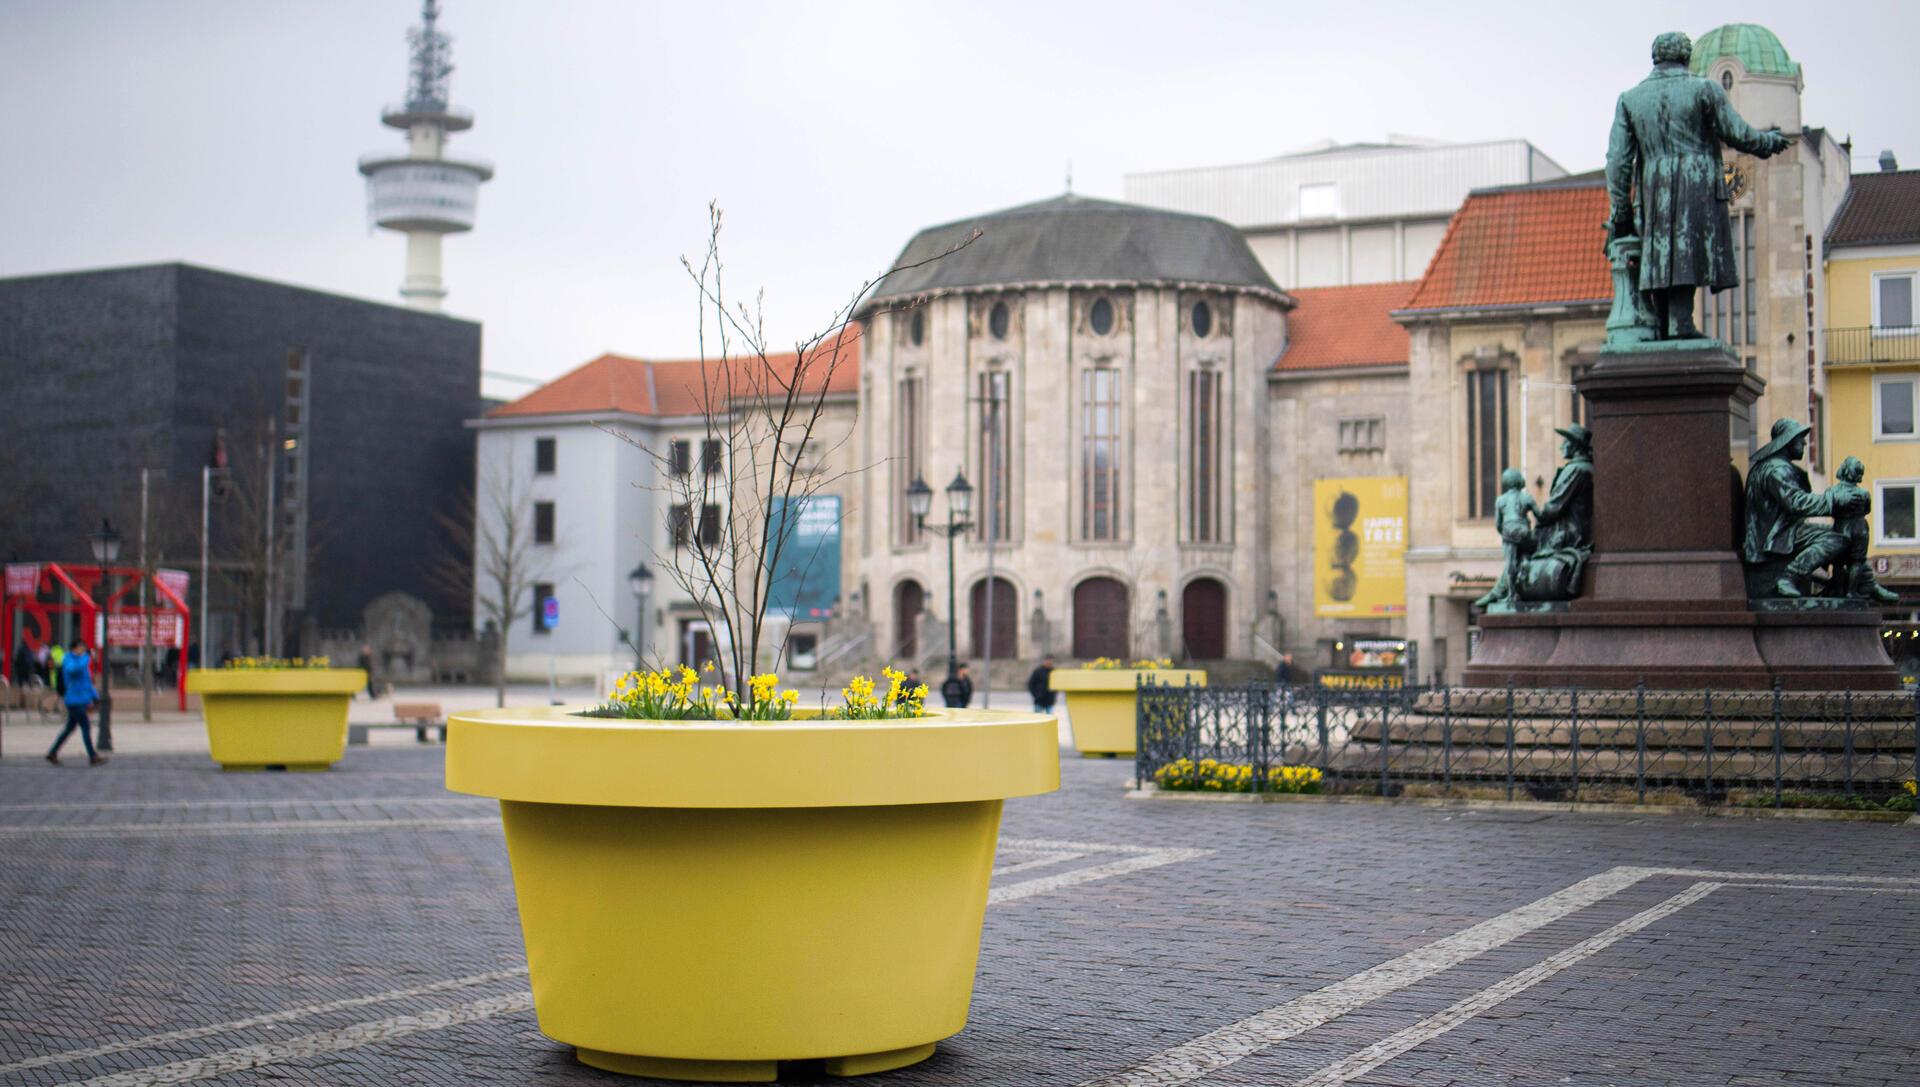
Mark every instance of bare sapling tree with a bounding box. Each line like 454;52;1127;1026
434;465;547;707
606;202;975;700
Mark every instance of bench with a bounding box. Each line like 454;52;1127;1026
348;701;446;745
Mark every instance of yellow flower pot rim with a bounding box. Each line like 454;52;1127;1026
446;704;1060;810
187;668;366;695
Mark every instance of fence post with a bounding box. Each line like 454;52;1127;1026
1843;690;1855;797
1911;685;1919;806
1254;685;1270;795
1703;688;1715;806
1377;693;1391;795
1505;684;1517;802
1635;680;1647;804
1442;685;1454;796
1771;681;1784;810
1568;688;1581;801
1317;692;1330;774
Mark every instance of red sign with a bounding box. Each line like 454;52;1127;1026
4;564;38;596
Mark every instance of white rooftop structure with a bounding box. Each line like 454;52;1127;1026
1124;137;1568;288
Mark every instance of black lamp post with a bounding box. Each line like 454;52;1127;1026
909;471;973;682
628;563;653;667
88;518;123;752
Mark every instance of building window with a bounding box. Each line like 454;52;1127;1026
701;438;722;474
1875;375;1917;439
909;310;926;346
1875;272;1916;331
977;370;1012;541
1089;296;1115;337
532;582;555;636
1700;211;1756;345
1191;301;1213;339
669;504;691;548
699;503;722;547
1337;415;1385;455
988;300;1010;340
1465;369;1509;518
534;501;555;544
787;632;819;671
1298;182;1339;219
1189;369;1224;542
1081;368;1123;540
534;437;556;474
895;376;923;544
1877;481;1920;545
669;439;691;476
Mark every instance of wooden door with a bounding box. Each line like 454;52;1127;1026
1181;578;1227;660
893;581;924;661
970;577;1018;660
1072;577;1129;660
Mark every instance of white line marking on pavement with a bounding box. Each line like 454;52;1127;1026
991;848;1213;905
60;991;536;1087
1291;882;1721;1087
1652;867;1920;885
0;817;499;838
1720;882;1920;893
1074;865;1661;1087
993;850;1087;875
0;968;528;1075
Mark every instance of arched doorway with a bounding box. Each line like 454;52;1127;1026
970;577;1017;660
892;580;924;661
1181;578;1228;660
1072;577;1129;660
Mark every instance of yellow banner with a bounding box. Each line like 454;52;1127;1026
1313;477;1407;617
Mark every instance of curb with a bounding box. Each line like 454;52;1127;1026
1123;785;1914;823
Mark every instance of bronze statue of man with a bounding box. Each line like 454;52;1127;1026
1743;418;1844;599
1605;32;1790;340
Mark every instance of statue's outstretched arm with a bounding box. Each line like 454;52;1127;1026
1708;82;1788;158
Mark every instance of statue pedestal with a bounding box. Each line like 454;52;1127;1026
1463;343;1898;690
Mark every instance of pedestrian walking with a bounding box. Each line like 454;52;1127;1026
940;663;974;709
48;639;105;766
1027;657;1057;715
1274;653;1298;686
357;642;377;699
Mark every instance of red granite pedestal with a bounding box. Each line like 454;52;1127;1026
1462;343;1898;691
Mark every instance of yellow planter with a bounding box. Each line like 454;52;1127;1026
186;669;366;771
446;705;1059;1082
1049;668;1207;757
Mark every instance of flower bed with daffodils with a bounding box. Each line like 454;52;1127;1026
586;665;928;722
1152;757;1324;794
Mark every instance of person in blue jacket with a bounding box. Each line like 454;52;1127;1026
48;639;106;766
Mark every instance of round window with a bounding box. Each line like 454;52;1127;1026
988;300;1010;340
1191;301;1213;339
1089;297;1114;336
909;310;925;346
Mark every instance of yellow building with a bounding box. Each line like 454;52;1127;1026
1823;166;1920;603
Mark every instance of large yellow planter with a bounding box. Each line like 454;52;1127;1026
446;705;1059;1082
186;669;366;771
1049;668;1207;757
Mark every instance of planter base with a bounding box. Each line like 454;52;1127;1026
218;763;331;773
578;1041;935;1082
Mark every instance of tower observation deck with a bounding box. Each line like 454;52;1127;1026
359;0;492;311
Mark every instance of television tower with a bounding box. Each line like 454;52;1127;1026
359;1;493;311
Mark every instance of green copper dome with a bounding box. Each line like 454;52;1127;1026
1688;24;1799;78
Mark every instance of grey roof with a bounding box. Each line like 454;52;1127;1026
860;194;1287;313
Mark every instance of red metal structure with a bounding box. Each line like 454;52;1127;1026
3;563;191;710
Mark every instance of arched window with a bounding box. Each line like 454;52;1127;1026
893;580;925;660
1181;578;1227;660
1072;577;1130;660
1081;368;1123;540
989;300;1010;340
970;577;1018;659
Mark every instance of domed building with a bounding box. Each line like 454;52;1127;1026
854;195;1293;667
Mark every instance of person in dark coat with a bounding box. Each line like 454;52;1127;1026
1274;653;1299;686
1027;657;1057;714
940;664;974;709
1605;31;1790;339
48;640;105;766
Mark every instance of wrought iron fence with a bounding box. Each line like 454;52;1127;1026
1135;682;1920;808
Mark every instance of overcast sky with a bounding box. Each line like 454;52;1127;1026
3;0;1915;399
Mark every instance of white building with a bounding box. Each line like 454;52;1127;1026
1124;137;1566;289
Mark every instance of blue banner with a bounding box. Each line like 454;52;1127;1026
765;495;842;619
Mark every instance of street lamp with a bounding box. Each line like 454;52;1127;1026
88;518;123;752
628;563;653;667
908;471;973;684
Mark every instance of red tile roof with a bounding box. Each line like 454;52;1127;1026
1826;170;1920;249
489;330;861;419
1274;281;1416;372
1400;179;1612;313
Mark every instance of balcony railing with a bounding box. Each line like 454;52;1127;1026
1826;326;1920;365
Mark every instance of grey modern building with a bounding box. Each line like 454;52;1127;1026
0;262;481;653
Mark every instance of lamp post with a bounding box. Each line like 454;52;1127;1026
628;563;653;668
908;471;972;683
88;518;123;752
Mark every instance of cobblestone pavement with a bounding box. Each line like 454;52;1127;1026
0;748;1914;1086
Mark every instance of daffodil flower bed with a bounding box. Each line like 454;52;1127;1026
1086;657;1175;670
222;656;333;670
587;665;930;722
1152;757;1324;794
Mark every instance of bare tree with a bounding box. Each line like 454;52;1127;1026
434;464;546;707
606;203;974;699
